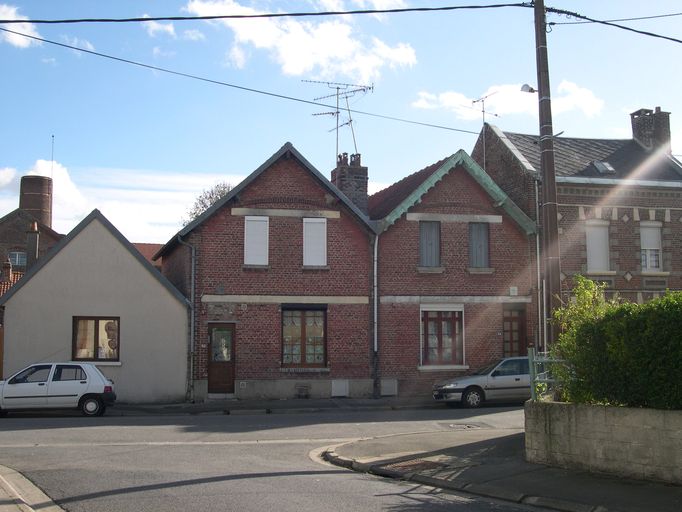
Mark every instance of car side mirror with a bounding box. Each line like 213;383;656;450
491;370;500;377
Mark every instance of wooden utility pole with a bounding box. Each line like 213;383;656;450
534;0;562;347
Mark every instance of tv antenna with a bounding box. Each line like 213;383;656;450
303;79;373;163
472;91;500;171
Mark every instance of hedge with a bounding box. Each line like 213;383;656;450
551;276;682;410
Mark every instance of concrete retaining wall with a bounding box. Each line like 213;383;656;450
525;401;682;484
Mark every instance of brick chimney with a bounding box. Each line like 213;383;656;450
2;260;12;283
26;221;39;270
631;107;671;154
331;153;368;214
19;175;53;228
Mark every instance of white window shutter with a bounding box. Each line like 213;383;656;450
585;222;609;272
640;225;661;250
244;216;268;265
303;218;327;266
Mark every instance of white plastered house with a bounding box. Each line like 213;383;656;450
0;209;189;403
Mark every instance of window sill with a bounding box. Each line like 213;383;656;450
89;361;122;367
417;266;445;274
302;265;330;271
279;367;330;373
418;365;469;372
242;264;270;270
585;270;617;276
641;271;670;277
467;267;495;275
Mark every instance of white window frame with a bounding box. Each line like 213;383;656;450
244;216;269;266
8;251;26;266
418;304;467;370
640;221;662;272
303;218;327;267
585;220;610;273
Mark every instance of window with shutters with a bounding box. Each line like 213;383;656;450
419;221;441;267
421;310;464;365
468;223;489;268
585;220;610;272
303;218;327;267
244;216;269;266
640;222;662;272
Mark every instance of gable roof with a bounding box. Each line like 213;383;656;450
0;209;188;307
155;142;376;259
493;125;682;181
0;208;63;240
369;149;536;235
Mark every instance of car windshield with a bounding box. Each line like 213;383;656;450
472;360;502;375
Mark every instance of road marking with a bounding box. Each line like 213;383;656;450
0;438;364;449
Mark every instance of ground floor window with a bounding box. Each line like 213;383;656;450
282;307;326;367
73;317;120;361
421;310;463;365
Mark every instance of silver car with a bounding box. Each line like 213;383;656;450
432;356;530;408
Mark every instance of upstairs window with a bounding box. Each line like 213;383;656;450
468;223;490;268
303;218;327;266
244;216;269;265
419;221;440;267
640;222;662;271
8;251;26;267
585;220;610;272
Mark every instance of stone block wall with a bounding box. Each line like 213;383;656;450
525;401;682;484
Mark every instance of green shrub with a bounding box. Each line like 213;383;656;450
551;276;682;409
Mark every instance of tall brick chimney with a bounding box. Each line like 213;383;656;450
19;175;53;228
331;153;368;214
631;107;671;154
26;221;39;270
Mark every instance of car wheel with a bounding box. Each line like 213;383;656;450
81;397;104;417
463;388;483;408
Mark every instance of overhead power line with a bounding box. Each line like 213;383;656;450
0;3;530;24
549;11;682;25
0;27;479;136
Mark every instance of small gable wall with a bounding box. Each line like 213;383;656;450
3;219;188;403
377;164;536;396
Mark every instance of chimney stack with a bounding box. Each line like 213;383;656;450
19;175;53;228
331;153;369;214
26;221;39;270
630;107;671;154
2;260;12;283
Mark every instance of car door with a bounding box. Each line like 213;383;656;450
2;364;53;408
486;359;531;401
47;364;89;408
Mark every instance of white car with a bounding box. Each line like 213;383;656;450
0;362;116;417
432;356;531;408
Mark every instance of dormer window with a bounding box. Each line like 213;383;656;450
593;160;616;175
8;251;26;267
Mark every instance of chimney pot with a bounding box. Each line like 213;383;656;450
2;260;12;283
26;221;40;270
631;107;671;153
331;152;369;214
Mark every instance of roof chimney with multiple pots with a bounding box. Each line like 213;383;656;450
331;153;369;214
630;107;671;154
19;175;53;228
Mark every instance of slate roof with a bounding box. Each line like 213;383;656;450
502;130;682;181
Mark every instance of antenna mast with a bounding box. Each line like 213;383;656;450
472;91;500;171
303;79;373;165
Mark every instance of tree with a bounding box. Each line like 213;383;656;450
182;181;233;226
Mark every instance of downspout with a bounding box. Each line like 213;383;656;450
534;179;544;352
177;235;196;402
372;232;380;398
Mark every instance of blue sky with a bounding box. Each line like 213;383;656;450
1;1;680;243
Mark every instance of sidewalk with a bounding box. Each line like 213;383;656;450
0;465;62;512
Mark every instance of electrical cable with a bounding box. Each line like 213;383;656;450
0;27;479;135
548;12;682;26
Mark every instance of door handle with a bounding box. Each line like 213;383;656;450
515;378;520;381
80;381;87;384
38;383;46;386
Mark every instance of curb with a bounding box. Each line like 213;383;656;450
322;449;619;512
0;465;64;512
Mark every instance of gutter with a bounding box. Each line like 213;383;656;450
176;235;196;402
557;176;682;188
372;232;380;398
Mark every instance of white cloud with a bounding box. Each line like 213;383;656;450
61;35;95;56
183;29;206;41
0;4;41;48
142;14;177;38
0;167;16;188
228;45;247;68
41;57;57;66
184;0;416;82
153;46;176;58
412;81;603;121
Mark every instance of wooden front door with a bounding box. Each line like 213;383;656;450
207;324;235;394
503;308;527;357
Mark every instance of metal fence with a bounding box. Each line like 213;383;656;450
528;347;564;401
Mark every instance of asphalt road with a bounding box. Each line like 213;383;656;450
0;407;551;512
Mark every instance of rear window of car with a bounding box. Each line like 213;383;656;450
53;365;87;382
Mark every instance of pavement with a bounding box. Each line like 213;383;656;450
1;397;681;512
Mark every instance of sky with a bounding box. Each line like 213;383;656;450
1;1;680;244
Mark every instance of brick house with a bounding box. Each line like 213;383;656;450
156;142;536;400
472;107;682;344
367;150;536;397
155;143;376;400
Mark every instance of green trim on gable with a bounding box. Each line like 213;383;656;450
379;150;536;235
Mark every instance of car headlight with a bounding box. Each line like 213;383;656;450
441;383;459;390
